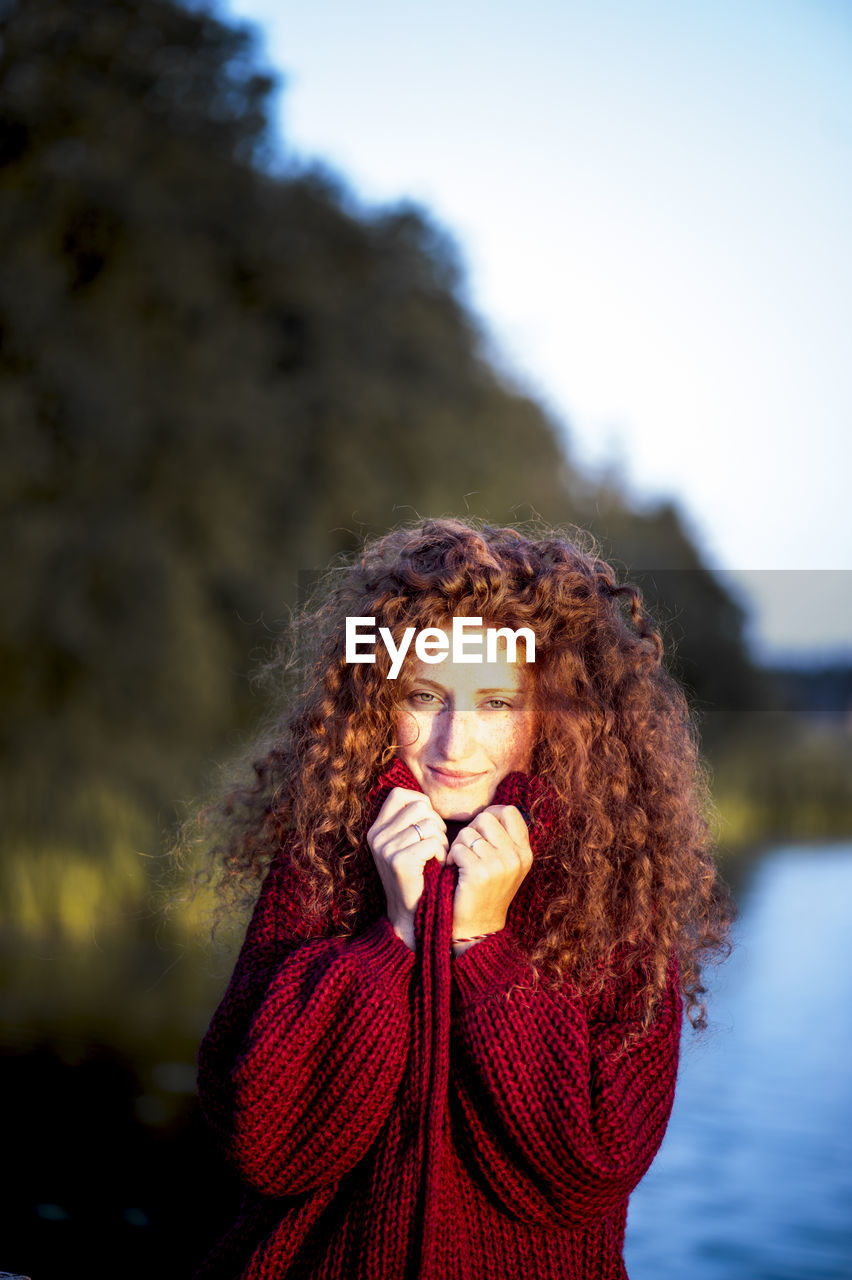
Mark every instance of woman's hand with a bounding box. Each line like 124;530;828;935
447;805;532;953
367;787;448;951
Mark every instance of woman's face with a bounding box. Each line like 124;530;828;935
394;626;537;821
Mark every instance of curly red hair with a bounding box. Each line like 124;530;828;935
204;518;733;1030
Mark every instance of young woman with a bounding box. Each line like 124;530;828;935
195;517;733;1279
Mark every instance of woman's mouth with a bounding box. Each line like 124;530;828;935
428;766;487;788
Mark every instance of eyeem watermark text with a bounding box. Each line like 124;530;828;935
345;617;535;679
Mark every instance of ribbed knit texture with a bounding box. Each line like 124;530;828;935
196;759;682;1279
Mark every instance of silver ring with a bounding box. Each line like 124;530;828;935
470;836;483;852
412;822;424;841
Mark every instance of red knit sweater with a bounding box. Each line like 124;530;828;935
196;759;682;1279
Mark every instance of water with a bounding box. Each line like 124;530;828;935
624;842;852;1280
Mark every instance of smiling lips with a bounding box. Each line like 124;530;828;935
428;766;487;788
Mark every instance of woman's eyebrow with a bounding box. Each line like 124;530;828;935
412;679;522;696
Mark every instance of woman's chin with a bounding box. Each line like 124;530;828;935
425;784;491;823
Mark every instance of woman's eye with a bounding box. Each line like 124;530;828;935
485;698;512;710
411;691;438;705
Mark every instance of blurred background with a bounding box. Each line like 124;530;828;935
1;1;850;1276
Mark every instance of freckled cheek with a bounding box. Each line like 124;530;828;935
395;711;423;750
502;715;537;770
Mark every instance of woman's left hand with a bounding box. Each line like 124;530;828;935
447;805;533;951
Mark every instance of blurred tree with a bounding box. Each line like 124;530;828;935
0;0;758;864
586;492;770;743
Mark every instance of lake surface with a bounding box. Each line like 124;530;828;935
624;841;852;1280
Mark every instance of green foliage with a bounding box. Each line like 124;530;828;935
587;495;772;745
711;716;852;849
0;0;762;925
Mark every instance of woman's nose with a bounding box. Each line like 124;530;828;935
438;709;474;760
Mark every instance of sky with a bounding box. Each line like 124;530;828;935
221;0;851;662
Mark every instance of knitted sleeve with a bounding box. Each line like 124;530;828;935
449;929;682;1229
197;854;415;1199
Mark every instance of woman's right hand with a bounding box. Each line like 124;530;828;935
367;787;448;951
